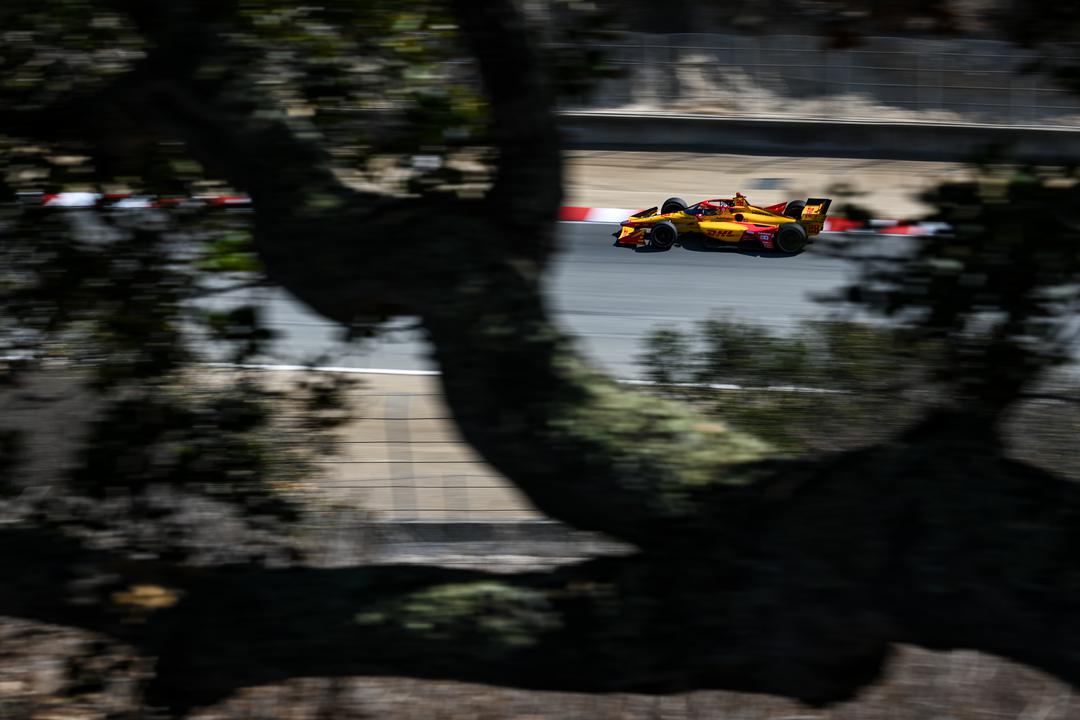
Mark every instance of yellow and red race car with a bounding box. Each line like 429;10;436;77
614;193;831;253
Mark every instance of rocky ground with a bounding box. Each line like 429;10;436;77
1;610;1078;719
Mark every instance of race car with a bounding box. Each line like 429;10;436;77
614;193;831;253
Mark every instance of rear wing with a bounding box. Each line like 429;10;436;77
762;198;832;218
802;198;832;217
800;197;832;235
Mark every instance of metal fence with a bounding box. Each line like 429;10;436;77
563;33;1080;128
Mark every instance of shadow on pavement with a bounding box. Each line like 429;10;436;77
617;233;806;258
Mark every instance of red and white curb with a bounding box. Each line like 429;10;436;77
18;192;252;209
18;194;947;236
560;206;948;236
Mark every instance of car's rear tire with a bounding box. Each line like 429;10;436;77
775;222;808;253
661;197;687;215
783;200;806;219
650;220;678;250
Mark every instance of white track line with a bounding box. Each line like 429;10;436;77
202;362;845;393
201;362;439;376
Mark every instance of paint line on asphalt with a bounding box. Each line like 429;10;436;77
618;379;849;394
202;362;847;393
201;362;440;376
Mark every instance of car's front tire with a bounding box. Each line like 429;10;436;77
650;220;678;250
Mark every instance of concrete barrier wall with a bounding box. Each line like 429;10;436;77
559;111;1080;162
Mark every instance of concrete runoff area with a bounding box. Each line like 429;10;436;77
286;372;538;520
562;149;972;219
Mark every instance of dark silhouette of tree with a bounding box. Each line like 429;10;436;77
3;1;1080;716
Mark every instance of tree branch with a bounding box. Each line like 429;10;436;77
69;0;739;545
451;0;564;249
423;258;770;545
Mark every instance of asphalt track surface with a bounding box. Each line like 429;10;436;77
237;223;902;378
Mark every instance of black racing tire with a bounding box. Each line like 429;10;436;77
775;222;808;253
650;220;678;250
661;197;688;215
783;200;806;220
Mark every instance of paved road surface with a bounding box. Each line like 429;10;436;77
235;224;902;378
